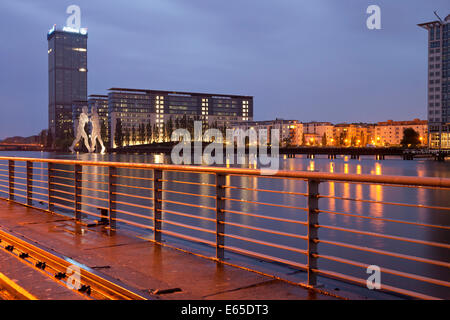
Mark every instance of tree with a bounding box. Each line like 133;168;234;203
39;130;47;146
146;121;152;143
131;125;136;145
401;128;420;148
46;131;53;149
321;133;327;146
114;118;123;148
100;120;108;146
123;127;130;146
139;123;145;144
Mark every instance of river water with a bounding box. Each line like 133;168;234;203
0;151;449;299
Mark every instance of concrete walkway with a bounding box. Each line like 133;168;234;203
0;200;337;300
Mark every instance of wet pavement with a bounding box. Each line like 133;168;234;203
0;200;337;300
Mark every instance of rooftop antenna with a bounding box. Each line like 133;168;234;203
434;11;444;24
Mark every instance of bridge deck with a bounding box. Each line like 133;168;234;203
0;200;337;300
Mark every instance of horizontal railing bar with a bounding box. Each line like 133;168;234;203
318;224;450;249
79;171;109;177
222;233;308;255
30;178;48;184
160;209;216;223
112;191;153;201
223;197;308;211
51;195;74;203
111;216;154;230
77;186;108;194
223;209;308;225
2;156;449;188
31;172;49;177
31;197;48;204
113;208;152;221
319;194;450;212
10;192;26;199
77;179;109;185
160;199;216;211
50;188;75;197
31;190;48;197
12;181;27;187
31;184;47;190
161;179;215;187
318;239;450;268
78;201;108;211
112;183;153;191
316;254;450;288
159;229;216;247
319;209;450;230
156;219;216;235
223;220;308;240
224;245;308;270
312;268;440;300
10;186;27;193
52;202;76;211
49;168;74;174
224;184;308;197
325;179;450;191
112;174;153;181
78;208;103;220
161;189;216;199
51;181;74;188
79;193;108;202
112;200;151;210
52;195;75;203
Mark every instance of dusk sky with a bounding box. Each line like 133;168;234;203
0;0;449;140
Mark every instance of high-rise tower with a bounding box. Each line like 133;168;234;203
47;26;87;144
418;14;450;149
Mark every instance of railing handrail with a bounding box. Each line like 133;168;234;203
1;156;450;188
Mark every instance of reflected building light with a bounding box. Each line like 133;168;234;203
344;163;349;174
308;160;315;172
154;154;163;164
329;162;334;173
356;164;361;175
375;163;382;176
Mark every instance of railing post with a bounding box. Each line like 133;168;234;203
153;169;162;242
108;166;116;231
48;162;54;212
215;173;226;261
307;179;320;286
8;160;14;201
74;164;82;222
26;161;33;206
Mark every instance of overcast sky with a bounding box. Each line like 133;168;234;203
0;0;449;139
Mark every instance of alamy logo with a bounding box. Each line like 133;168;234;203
366;265;381;289
66;5;81;30
66;264;81;290
171;121;280;175
366;5;381;30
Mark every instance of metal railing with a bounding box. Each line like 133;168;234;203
0;156;449;300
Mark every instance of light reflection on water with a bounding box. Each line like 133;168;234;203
0;151;449;298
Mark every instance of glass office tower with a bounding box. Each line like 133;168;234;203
418;14;450;149
48;27;88;143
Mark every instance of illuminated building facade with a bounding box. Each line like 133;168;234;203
48;27;88;142
231;119;300;146
418;14;450;148
108;88;253;148
374;119;428;146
